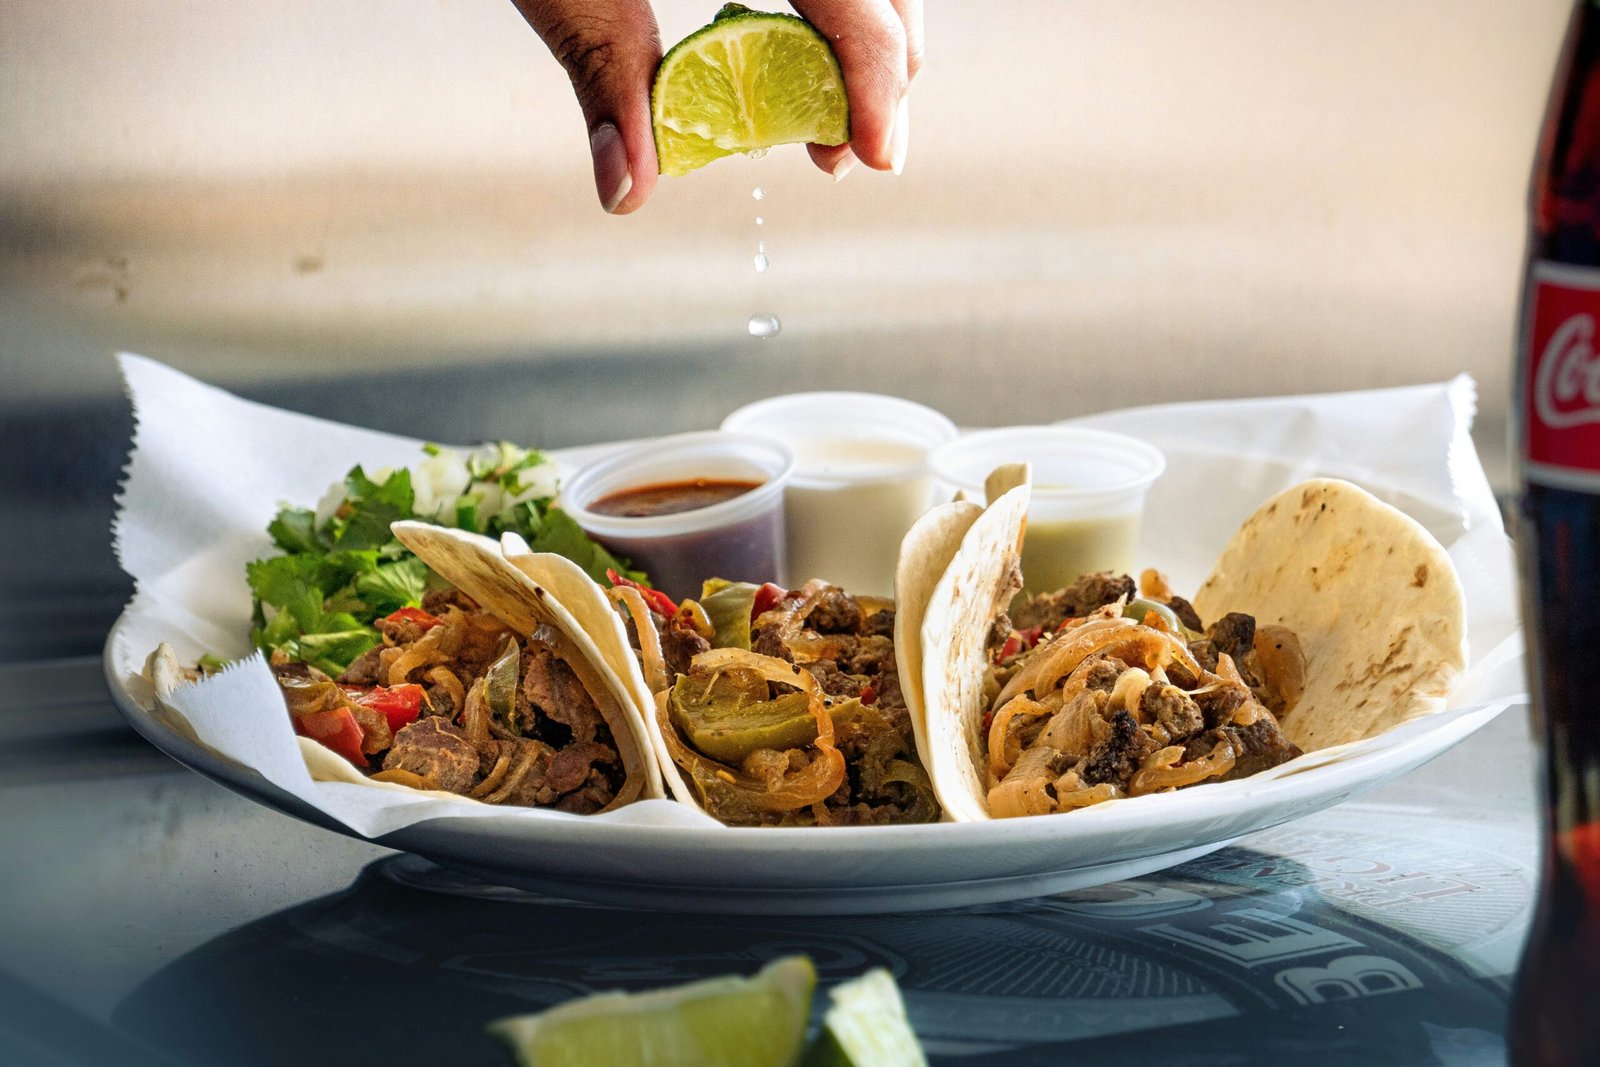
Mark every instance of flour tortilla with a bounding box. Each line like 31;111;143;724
498;534;694;807
894;500;984;778
915;476;1467;821
1192;478;1466;751
916;485;1030;823
390;521;663;801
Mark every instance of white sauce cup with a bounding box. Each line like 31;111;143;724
929;426;1166;595
721;393;958;596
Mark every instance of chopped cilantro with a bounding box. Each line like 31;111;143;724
246;442;647;673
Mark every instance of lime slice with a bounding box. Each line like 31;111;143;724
801;969;926;1067
488;956;816;1067
652;3;849;176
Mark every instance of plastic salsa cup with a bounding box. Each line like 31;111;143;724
559;432;796;602
720;392;958;596
928;426;1166;596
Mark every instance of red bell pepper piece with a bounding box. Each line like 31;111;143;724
993;626;1043;664
342;683;426;733
860;685;878;706
606;569;677;617
384;606;441;630
750;582;788;620
294;707;368;768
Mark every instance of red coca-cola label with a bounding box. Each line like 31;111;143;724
1524;261;1600;483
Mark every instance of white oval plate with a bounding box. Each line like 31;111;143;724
104;614;1513;914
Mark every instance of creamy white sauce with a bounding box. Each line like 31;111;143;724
772;435;936;595
789;437;928;479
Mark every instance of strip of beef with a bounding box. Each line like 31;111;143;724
1141;683;1205;741
836;634;895;676
657;615;710;678
338;646;383;686
1166;595;1204;633
1206;612;1256;662
807;588;863;634
422;589;477;615
423;674;461;719
520;640;601;743
1012;572;1135;631
1183;718;1302;781
382;718;480;794
808;661;866;699
547;740;617;795
376;612;430;646
1193;680;1251;730
1083;658;1123;693
751;622;796;663
556;770;619;814
475;737;556;806
862;608;896;638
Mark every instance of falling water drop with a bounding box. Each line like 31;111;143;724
755;216;764;226
752;187;765;201
747;313;782;338
753;241;768;273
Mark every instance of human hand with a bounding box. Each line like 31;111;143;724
511;0;922;214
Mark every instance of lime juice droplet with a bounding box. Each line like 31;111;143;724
752;187;765;201
748;314;781;338
754;242;768;273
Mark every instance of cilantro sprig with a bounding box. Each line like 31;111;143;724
247;444;643;676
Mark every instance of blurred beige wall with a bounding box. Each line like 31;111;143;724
0;0;1574;482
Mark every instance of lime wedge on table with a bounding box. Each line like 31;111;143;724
652;3;849;176
803;969;927;1067
489;956;816;1067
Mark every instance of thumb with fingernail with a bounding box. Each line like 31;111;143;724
512;0;662;214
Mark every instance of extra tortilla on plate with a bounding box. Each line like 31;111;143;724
1192;478;1467;751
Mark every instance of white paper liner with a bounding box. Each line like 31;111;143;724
110;355;1525;838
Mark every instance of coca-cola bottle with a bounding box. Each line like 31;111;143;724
1510;2;1600;1064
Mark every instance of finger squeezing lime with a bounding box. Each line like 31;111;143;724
488;955;816;1067
652;3;849;176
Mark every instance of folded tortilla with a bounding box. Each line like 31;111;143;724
390;522;664;804
496;535;692;808
915;486;1031;823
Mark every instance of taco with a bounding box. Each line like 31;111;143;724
914;477;1467;821
222;520;663;812
519;552;943;827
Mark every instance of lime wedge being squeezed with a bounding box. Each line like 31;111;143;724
652;3;850;176
488;956;816;1067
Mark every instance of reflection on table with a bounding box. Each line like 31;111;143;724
117;834;1516;1066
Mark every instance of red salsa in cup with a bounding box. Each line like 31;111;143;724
560;433;796;602
589;479;762;519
